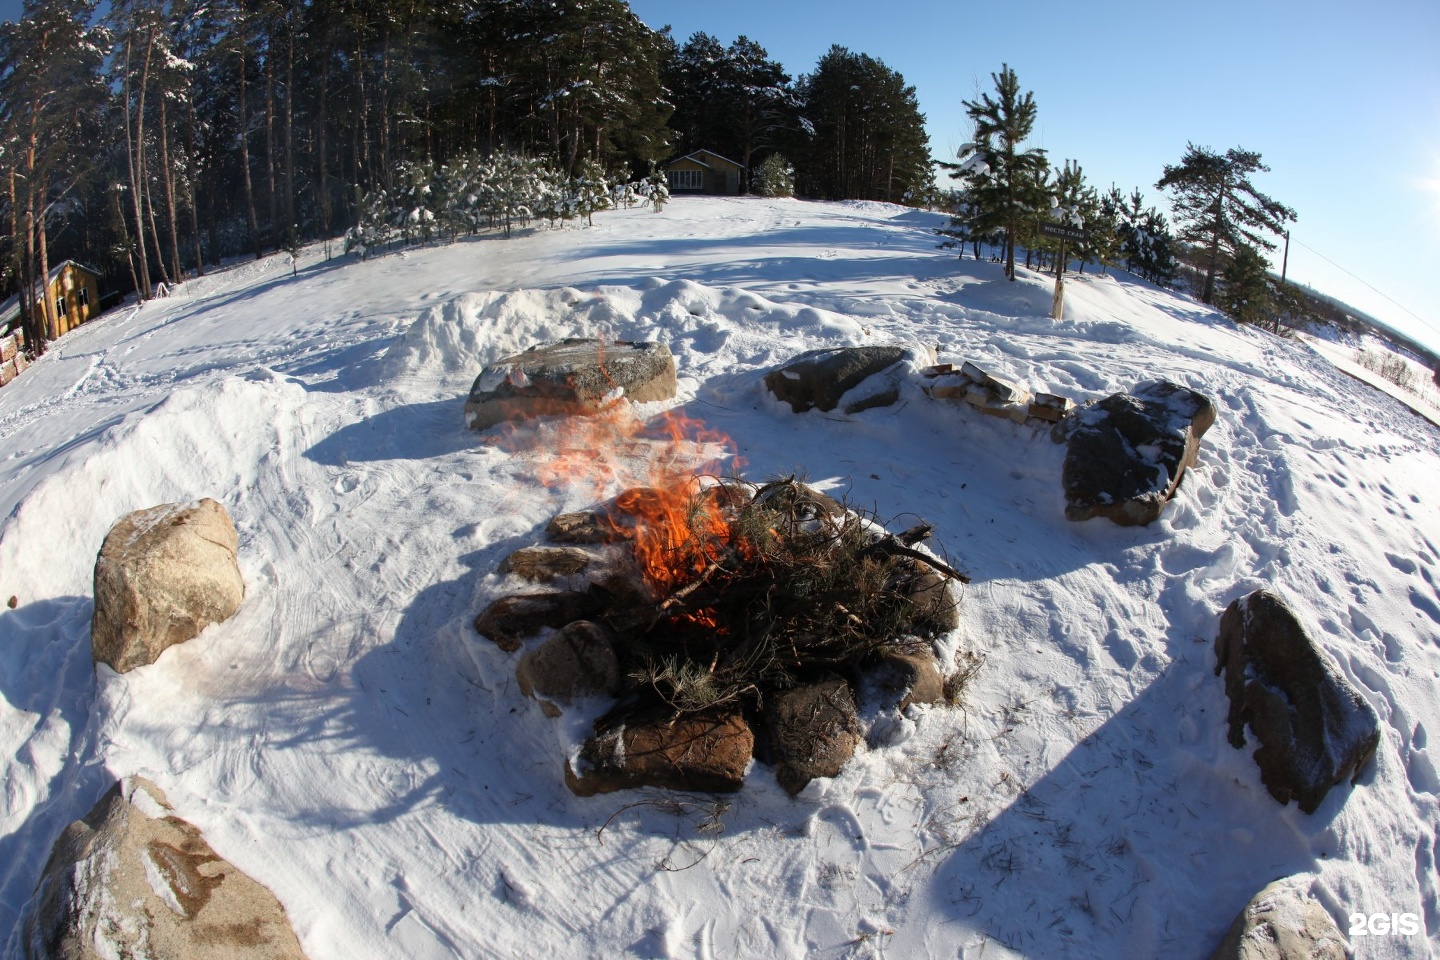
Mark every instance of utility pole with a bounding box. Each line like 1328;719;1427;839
1280;230;1290;285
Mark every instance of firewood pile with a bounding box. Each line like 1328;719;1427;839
474;477;969;795
921;360;1074;425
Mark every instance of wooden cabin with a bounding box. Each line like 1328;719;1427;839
664;150;745;196
0;260;104;343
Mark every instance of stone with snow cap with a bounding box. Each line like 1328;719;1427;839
18;776;308;960
92;498;245;673
1060;379;1216;525
465;338;677;431
764;345;916;415
1214;589;1379;814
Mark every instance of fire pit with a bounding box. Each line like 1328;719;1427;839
475;475;968;796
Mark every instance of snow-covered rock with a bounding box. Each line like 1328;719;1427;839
1059;378;1216;525
763;345;920;415
464;337;676;431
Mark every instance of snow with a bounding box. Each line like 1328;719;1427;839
1;197;1438;959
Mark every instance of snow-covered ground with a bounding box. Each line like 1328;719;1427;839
1301;333;1440;428
1;197;1437;959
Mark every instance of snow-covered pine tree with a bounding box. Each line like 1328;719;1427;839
571;158;611;226
344;185;395;259
392;159;437;246
484;151;544;237
643;169;669;212
752;154;794;198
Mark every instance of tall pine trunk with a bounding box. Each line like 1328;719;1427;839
159;95;182;281
123;30;154;301
237;32;262;260
186;95;204;275
264;23;278;251
283;3;296;251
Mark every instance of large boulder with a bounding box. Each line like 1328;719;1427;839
92;499;245;673
763;346;911;415
515;620;622;717
18;777;308;960
1209;876;1347;960
565;711;754;796
1060;379;1216;526
1215;590;1380;814
465;338;676;431
765;676;862;795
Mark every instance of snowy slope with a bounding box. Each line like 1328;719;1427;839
1;197;1437;959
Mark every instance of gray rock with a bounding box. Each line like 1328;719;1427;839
92;499;245;673
18;777;308;960
516;621;621;717
565;711;754;796
766;676;862;795
1215;590;1380;814
465;338;676;431
763;346;909;414
1209;876;1348;960
1061;379;1216;526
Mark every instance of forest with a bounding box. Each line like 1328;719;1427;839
0;0;1306;356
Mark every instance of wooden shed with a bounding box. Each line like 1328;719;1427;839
0;260;104;342
664;150;745;196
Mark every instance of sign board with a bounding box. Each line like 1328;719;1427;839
1039;222;1086;243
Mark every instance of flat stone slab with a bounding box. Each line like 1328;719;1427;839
1061;379;1216;526
566;710;754;796
465;338;676;431
1215;590;1380;814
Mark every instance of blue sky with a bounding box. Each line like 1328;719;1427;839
4;1;1438;351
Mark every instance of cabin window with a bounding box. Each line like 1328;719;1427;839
78;288;90;308
55;295;65;317
668;169;703;191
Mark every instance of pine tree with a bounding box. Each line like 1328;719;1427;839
752;153;794;198
643;167;669;212
961;64;1049;281
1216;243;1272;325
794;46;929;202
570;157;611;226
1155;143;1296;304
0;0;107;351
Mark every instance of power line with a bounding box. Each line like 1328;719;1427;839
1290;237;1440;340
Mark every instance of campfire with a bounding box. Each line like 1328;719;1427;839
476;406;968;795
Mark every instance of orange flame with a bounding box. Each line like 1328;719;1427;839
502;399;746;601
